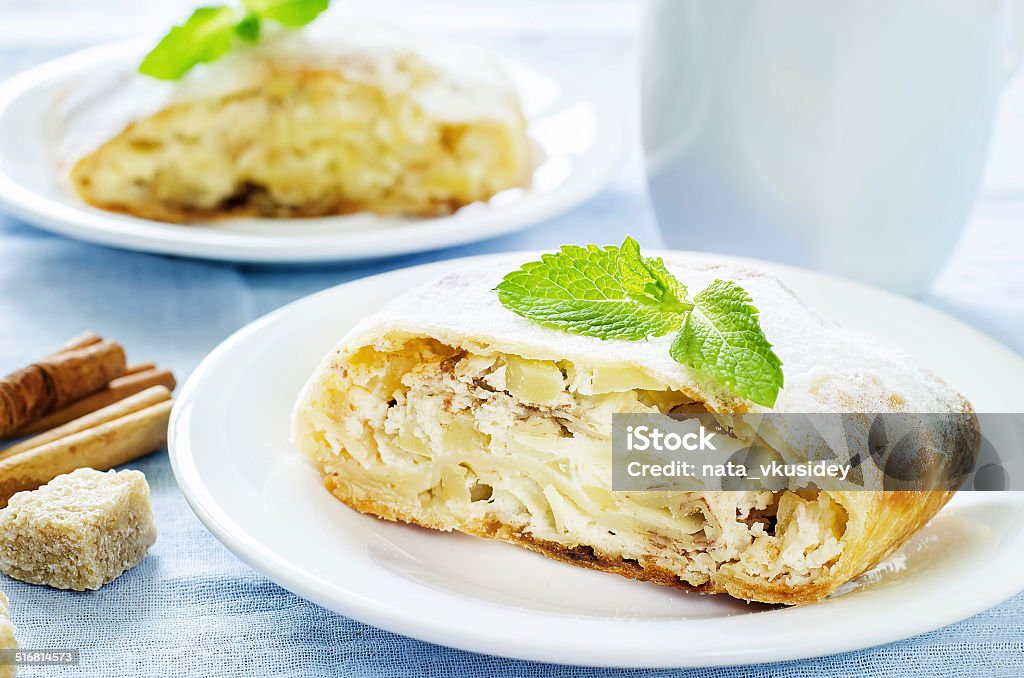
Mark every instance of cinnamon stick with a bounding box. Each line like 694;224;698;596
0;340;127;437
0;399;171;507
10;368;175;437
125;362;156;376
48;331;103;356
0;386;172;461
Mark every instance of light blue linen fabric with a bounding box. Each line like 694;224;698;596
1;7;1023;675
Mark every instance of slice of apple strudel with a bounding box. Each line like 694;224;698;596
292;253;976;605
69;34;529;222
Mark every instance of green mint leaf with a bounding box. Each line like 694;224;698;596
235;15;262;42
495;238;692;341
243;0;329;27
619;236;690;313
139;6;240;80
669;280;784;407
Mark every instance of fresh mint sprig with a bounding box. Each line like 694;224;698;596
139;0;330;80
495;237;784;407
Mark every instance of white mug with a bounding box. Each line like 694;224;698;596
642;0;1024;295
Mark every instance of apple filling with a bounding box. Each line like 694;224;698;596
302;338;848;590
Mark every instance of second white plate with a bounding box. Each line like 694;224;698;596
0;41;621;262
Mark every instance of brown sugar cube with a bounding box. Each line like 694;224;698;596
0;468;156;591
0;591;14;678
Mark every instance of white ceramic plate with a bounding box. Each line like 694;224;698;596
0;41;620;263
169;253;1024;668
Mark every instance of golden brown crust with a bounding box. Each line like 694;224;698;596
77;190;468;224
325;473;957;605
504;530;721;595
716;490;955;604
327;473;729;595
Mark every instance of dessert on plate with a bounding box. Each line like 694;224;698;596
292;243;977;605
68;27;530;222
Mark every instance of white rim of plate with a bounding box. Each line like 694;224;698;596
169;253;1024;668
